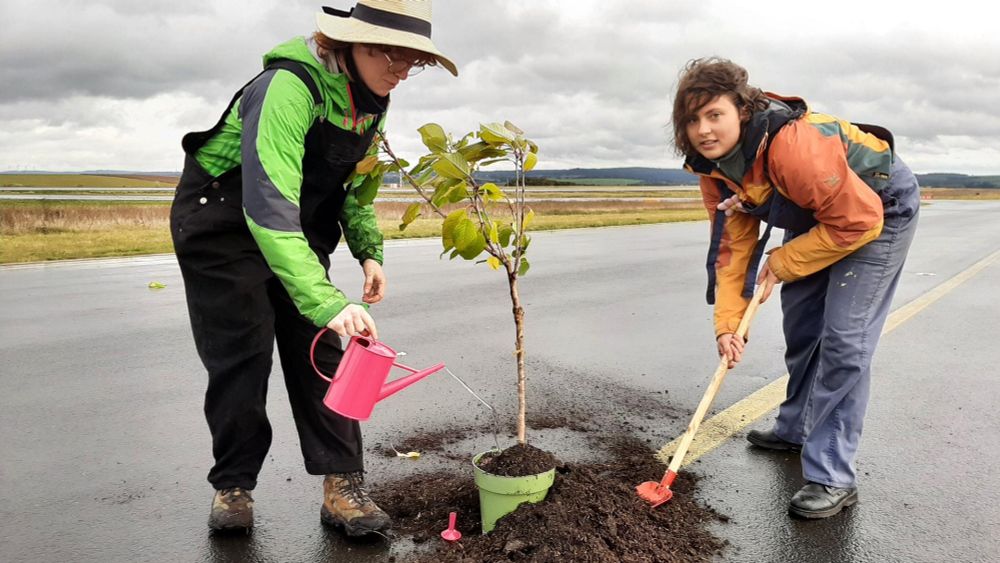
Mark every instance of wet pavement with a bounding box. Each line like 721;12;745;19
1;200;998;562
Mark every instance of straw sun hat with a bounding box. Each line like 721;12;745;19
316;1;458;76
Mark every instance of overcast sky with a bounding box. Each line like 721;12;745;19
2;0;998;174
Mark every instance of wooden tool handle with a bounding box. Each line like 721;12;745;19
667;284;767;473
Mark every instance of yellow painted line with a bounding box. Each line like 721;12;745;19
655;248;1000;466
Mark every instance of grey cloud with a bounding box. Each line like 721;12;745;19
3;0;999;173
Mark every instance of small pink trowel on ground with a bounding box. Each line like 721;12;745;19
440;511;461;542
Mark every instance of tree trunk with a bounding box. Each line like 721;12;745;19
508;272;527;445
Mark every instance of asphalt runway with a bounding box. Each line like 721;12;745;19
1;200;998;562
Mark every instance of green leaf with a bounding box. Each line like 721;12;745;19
481;182;504;202
478;158;508;168
402;202;422;225
446;181;468;204
356;173;381;205
432;153;470;180
449;248;461;260
459;233;486;260
147;281;166;289
522;208;535;230
431;183;450;208
480;122;515;145
355;155;378;175
459;141;507;163
523;152;538;172
418;123;448;152
409;168;433;188
453;218;479;252
453;218;487;260
517;258;530;276
430;178;460;208
455;132;475;149
504;120;525;135
489;221;499;244
498;225;514;247
487;256;501;270
441;209;466;251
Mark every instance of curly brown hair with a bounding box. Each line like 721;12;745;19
313;31;352;59
671;58;770;158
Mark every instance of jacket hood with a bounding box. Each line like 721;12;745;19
262;37;348;96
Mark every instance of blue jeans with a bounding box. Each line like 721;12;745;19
772;158;920;488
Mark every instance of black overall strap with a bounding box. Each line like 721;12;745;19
181;59;323;157
705;181;780;305
266;59;324;106
181;68;267;156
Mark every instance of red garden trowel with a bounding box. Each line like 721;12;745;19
636;284;766;507
311;329;445;421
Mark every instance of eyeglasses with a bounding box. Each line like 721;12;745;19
381;51;426;78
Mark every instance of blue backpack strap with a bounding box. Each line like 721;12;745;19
741;204;778;298
705;180;779;304
705;180;735;305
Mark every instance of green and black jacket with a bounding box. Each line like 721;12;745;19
193;37;384;326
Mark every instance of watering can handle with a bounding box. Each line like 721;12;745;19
310;328;427;382
310;327;338;383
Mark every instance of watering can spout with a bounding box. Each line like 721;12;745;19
378;363;446;401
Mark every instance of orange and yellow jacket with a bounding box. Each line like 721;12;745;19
684;94;893;337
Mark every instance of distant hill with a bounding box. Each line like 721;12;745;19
5;168;1000;188
912;173;1000;189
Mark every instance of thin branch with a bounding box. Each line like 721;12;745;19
378;133;447;219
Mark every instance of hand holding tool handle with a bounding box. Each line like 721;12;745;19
664;283;767;478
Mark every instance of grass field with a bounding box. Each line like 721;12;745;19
3;174;996;264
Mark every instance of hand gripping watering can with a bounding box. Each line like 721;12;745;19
310;329;445;421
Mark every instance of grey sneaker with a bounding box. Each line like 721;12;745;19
208;487;254;531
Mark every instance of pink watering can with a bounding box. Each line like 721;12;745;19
310;329;445;421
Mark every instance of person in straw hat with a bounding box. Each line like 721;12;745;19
169;0;457;535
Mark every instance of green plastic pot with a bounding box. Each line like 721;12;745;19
472;450;556;533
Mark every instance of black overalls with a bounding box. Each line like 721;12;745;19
170;60;380;491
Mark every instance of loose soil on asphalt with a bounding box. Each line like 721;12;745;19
373;424;728;562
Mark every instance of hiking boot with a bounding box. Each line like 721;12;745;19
747;428;802;453
208;487;254;531
789;482;859;519
321;471;392;536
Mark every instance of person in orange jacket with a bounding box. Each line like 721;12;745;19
671;58;919;518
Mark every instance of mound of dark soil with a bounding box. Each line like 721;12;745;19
373;437;727;562
477;443;557;477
